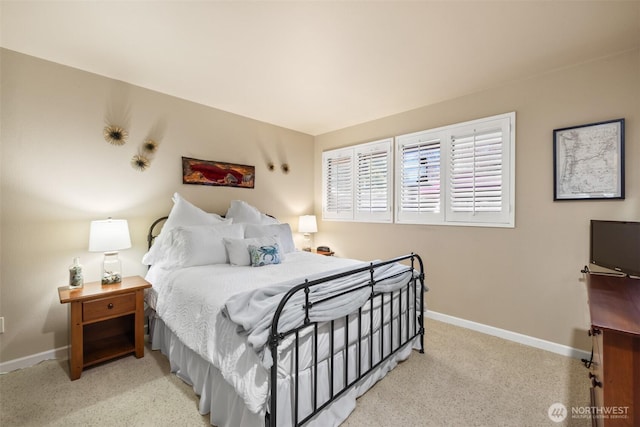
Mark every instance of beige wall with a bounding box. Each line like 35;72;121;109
1;47;638;364
314;49;640;352
0;49;314;362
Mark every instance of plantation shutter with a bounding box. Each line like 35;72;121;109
447;117;512;224
395;131;443;224
326;112;514;227
355;139;393;222
322;148;354;220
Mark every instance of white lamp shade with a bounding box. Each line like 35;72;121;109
89;219;132;252
298;215;318;234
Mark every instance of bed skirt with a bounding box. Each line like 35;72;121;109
149;313;417;427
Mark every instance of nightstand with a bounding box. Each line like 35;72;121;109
58;275;151;380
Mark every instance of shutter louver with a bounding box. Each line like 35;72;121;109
450;127;503;214
357;149;389;213
399;137;441;214
324;154;353;217
354;139;393;222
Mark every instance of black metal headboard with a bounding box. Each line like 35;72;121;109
147;216;168;249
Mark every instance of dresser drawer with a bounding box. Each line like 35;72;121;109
83;292;136;323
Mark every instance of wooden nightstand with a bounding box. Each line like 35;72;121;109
58;275;151;380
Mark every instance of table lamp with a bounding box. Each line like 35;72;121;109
298;215;317;251
89;218;131;284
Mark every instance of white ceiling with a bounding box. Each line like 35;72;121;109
2;1;639;135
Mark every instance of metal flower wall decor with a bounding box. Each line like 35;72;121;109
103;125;128;146
130;139;159;172
101;103;165;172
131;154;150;171
142;139;158;154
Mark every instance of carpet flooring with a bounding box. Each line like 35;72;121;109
0;319;591;426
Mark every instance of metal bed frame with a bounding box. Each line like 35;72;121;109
266;253;425;426
147;217;425;427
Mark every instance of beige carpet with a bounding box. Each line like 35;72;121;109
0;319;590;426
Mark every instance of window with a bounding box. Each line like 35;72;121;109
396;113;515;227
322;147;353;220
322;112;515;228
395;131;443;223
322;138;393;222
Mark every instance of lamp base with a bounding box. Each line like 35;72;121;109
302;233;313;252
102;252;123;285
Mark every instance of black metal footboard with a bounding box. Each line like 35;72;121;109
266;253;425;427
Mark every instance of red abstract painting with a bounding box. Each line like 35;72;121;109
182;157;255;188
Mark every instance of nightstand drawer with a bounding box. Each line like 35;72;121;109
83;293;136;322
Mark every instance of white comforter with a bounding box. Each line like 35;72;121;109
147;251;366;413
222;260;415;368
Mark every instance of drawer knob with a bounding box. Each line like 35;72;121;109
107;303;114;309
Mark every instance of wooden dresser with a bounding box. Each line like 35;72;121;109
586;273;640;427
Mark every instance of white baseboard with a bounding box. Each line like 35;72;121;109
1;312;589;373
0;346;69;374
425;310;591;360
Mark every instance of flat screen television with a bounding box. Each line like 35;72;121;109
590;220;640;278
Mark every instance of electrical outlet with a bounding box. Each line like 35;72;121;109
0;317;4;334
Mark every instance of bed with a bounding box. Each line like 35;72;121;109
144;194;427;427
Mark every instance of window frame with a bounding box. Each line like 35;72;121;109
322;138;393;223
395;112;515;228
321;112;515;228
395;130;444;224
322;147;354;221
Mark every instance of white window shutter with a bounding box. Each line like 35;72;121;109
355;139;393;222
322;148;354;220
446;116;513;225
396;131;444;224
325;112;515;227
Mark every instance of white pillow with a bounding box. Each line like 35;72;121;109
142;192;229;265
226;200;279;225
163;192;226;230
223;236;279;266
166;223;244;268
244;223;295;254
261;214;279;224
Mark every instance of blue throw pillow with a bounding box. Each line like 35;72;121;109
248;243;281;267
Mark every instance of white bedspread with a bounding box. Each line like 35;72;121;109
147;251;365;414
222;260;415;368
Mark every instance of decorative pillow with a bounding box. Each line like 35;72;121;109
223;236;279;266
226;200;279;225
244;223;295;254
142;192;229;265
167;223;244;268
249;243;281;267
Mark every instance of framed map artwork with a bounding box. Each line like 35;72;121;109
553;119;625;201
